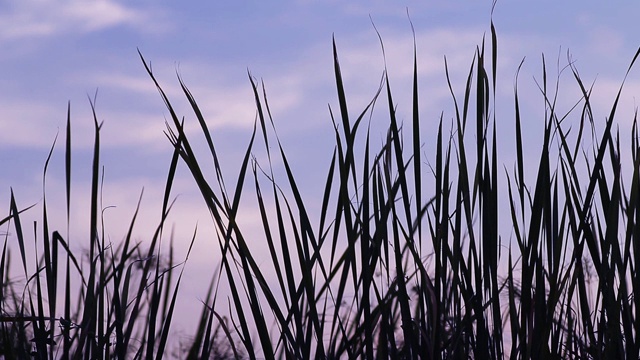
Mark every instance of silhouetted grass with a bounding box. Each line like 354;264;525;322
2;15;640;359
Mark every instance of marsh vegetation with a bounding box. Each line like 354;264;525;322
2;17;640;359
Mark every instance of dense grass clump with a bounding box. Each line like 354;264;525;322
2;18;640;359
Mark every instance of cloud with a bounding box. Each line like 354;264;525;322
0;0;164;41
0;99;65;148
87;68;260;133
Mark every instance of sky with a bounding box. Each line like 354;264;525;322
1;0;640;343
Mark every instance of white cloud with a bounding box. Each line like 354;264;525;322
90;73;158;96
62;1;139;31
0;0;164;41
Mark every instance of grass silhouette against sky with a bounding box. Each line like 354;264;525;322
1;1;640;349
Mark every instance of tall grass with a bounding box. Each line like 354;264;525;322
142;18;640;359
2;16;640;359
0;100;204;358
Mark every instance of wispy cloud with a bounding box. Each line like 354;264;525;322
0;99;65;148
0;0;165;41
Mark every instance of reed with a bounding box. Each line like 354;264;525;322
2;16;639;359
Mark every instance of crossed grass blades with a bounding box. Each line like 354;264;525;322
2;17;640;359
